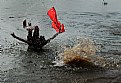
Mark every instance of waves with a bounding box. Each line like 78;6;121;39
54;38;96;66
53;37;121;69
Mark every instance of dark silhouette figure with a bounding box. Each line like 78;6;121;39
11;20;61;50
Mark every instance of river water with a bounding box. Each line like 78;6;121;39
0;0;121;83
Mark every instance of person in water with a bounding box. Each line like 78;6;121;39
11;20;61;50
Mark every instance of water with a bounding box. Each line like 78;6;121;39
0;0;121;83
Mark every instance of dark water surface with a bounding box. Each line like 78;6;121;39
0;0;121;83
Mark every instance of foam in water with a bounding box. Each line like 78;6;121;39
54;37;97;66
53;37;120;69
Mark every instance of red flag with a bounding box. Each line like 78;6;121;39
52;21;61;29
60;24;65;32
52;21;59;32
48;7;65;33
47;7;58;23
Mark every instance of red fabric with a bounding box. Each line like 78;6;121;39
47;7;58;23
52;21;59;32
60;24;65;32
52;21;61;32
47;7;65;33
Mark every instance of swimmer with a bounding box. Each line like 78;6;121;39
11;24;61;50
11;7;65;50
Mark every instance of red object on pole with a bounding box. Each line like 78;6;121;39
61;24;65;32
47;7;58;24
52;21;61;32
47;7;65;33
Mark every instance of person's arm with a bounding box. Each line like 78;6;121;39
11;32;31;44
47;32;60;42
39;32;60;47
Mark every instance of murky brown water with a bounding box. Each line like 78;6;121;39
0;0;121;83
